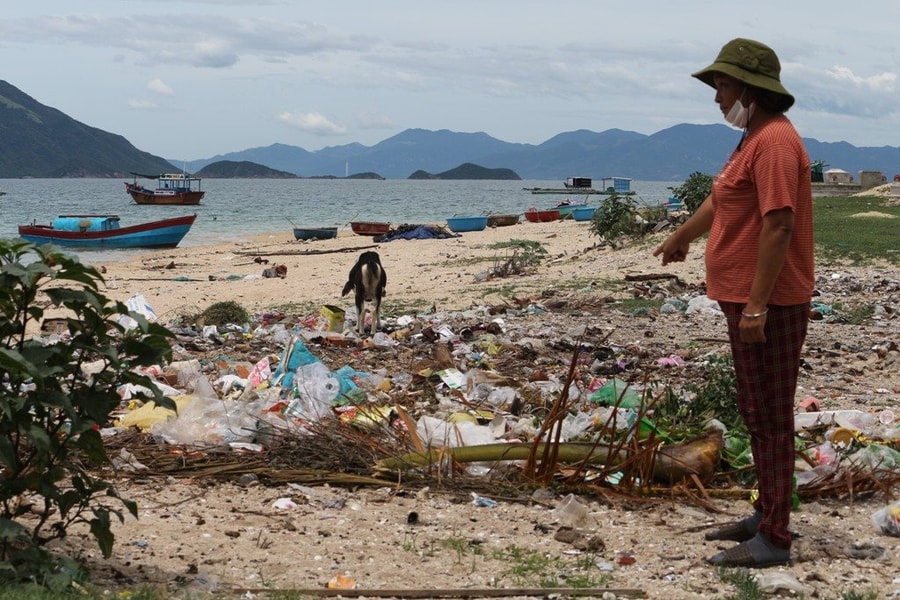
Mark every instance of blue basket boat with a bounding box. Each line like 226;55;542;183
571;206;597;221
446;216;488;232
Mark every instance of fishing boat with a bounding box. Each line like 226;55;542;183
524;207;561;223
293;226;338;241
18;214;196;249
125;172;205;205
350;221;391;236
486;213;519;227
446;216;488;233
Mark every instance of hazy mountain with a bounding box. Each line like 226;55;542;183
408;162;521;180
2;79;899;181
183;126;900;181
0;80;176;178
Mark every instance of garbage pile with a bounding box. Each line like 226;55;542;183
102;269;895;458
51;266;898;537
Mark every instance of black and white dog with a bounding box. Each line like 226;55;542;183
341;251;387;335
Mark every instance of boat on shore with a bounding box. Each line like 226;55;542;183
571;206;597;221
293;226;338;241
18;214;196;249
524;207;560;223
350;221;391;236
446;215;488;233
486;213;519;227
555;200;588;219
125;172;205;205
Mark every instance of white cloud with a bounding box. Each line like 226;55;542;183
356;111;395;130
276;111;347;136
128;99;157;109
827;66;896;91
147;78;174;95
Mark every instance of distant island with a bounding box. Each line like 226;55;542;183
194;160;298;178
305;172;385;180
409;162;521;180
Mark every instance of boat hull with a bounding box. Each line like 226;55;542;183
293;227;338;241
524;209;560;222
18;214;196;249
350;221;391;236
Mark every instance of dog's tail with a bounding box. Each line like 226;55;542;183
341;280;353;297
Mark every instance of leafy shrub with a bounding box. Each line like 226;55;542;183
0;240;175;589
200;300;249;326
668;171;713;214
588;193;641;241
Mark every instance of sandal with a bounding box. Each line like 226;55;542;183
704;513;760;542
706;533;792;568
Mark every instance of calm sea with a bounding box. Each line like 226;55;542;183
0;178;677;262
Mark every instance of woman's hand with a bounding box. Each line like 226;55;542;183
653;237;689;265
739;311;767;343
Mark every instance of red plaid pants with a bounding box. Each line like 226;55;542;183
720;302;809;549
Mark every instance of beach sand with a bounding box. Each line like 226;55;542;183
91;219;704;323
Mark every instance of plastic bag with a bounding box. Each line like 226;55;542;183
871;501;900;536
589;378;641;408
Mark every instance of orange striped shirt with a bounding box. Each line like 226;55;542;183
706;116;815;305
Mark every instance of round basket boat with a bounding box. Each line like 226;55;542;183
446;216;488;232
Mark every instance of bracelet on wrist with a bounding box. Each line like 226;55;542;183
741;308;769;319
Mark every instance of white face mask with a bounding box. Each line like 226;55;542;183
725;94;754;129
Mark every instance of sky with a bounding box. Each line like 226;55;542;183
2;1;899;160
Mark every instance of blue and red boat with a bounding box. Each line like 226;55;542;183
18;214;196;249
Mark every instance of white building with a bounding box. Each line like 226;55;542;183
824;168;852;184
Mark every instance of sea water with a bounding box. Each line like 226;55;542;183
0;178;678;262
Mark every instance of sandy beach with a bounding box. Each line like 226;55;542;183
88;218;703;324
45;217;900;598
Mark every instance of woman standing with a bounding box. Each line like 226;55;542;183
654;38;814;568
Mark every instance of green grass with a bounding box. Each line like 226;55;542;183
813;195;900;265
614;297;665;313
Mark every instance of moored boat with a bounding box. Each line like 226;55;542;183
524;208;561;222
293;226;338;241
524;176;635;196
350;221;391;236
18;214;196;249
125;172;205;205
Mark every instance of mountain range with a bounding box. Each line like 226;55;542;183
2;79;899;181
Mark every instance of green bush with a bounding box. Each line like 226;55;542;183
668;171;713;214
200;300;250;326
588;193;641;241
0;240;175;589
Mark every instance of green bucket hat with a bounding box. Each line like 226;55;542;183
692;38;795;108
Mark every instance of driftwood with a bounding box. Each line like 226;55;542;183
234;243;378;257
624;273;683;282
